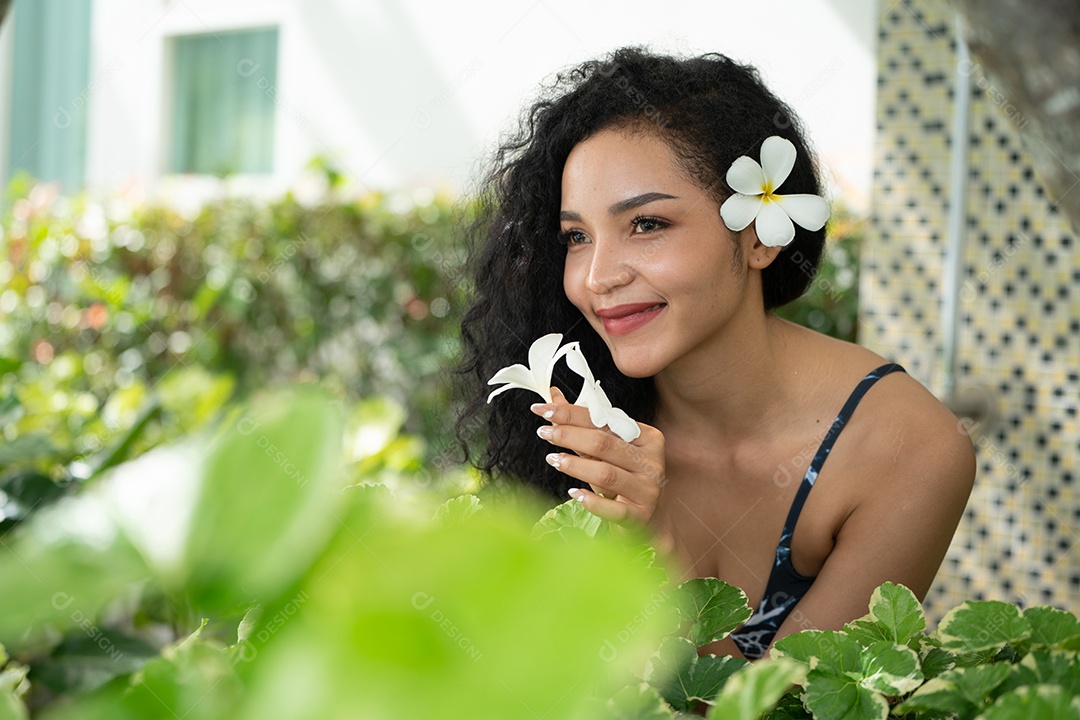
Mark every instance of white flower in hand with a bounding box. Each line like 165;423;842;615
564;343;641;443
486;332;571;404
719;135;830;248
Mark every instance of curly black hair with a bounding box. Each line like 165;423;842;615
450;45;826;504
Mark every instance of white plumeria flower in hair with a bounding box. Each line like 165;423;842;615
719;135;830;248
486;332;571;404
564;343;641;443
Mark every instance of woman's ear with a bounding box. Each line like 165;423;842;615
743;228;783;270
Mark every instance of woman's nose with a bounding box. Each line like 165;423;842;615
585;239;634;294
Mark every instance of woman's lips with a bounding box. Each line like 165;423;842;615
599;304;666;336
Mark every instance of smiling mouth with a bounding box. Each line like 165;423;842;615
599;303;667;336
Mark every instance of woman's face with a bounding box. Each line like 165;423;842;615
560;126;759;378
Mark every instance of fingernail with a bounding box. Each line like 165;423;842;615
531;403;555;419
568;488;585;502
546;453;561;469
536;425;553;440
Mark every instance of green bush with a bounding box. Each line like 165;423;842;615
0;179;470;489
0;388;1076;719
773;205;862;343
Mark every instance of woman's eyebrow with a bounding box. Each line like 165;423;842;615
559;192;679;222
608;192;680;216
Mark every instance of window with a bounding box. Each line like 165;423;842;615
169;27;279;175
8;0;93;192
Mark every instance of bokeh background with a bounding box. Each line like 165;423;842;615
1;0;1076;662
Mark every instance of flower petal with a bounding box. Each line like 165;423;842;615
760;136;797;190
487;364;546;402
528;332;564;388
574;380;609;428
774;194;830;231
754;200;796;247
726;156;765;195
486;383;520;403
531;332;565;377
564;343;595;384
720;193;763;232
605;407;641;443
488;363;536;388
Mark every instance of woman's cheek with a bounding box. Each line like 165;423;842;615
562;258;585;310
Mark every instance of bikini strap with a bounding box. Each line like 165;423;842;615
776;363;907;551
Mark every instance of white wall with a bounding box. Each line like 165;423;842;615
0;6;15;185
66;0;878;209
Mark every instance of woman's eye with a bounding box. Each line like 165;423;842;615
631;216;668;233
562;230;588;246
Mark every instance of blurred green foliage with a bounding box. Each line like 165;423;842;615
0;176;470;491
0;388;677;718
774;205;863;342
0;387;1074;719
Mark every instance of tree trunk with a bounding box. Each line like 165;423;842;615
949;0;1080;233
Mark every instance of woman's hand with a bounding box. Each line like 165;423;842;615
531;386;674;553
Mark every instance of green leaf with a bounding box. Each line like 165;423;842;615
864;582;925;644
951;664;1012;706
185;387;345;610
432;494;483;526
0;692;27;720
644;636;747;712
0;471;69;533
977;685;1080;720
31;630;159;695
532;498;603;539
673;578;752;646
919;645;957;679
0;498;150;641
0;660;27;696
236;605;262;645
802;668;888;720
1001;649;1080;697
777;635;922;717
705;659;806;720
841;619;890;647
936;601;1031;653
1023;606;1080;649
605;682;678;719
858;641;923;695
629;543;671;591
894;676;977;718
761;692;813;719
236;493;672;720
772;630;863;674
45;635;244;720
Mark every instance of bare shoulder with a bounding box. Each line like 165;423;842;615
827;339;975;505
784;321;976;496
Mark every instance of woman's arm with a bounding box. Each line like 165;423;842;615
769;391;977;649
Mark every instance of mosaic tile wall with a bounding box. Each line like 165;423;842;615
863;0;1079;622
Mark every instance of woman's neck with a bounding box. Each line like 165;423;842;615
653;313;802;442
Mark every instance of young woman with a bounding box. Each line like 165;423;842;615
452;46;975;660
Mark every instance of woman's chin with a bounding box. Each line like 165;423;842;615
609;350;663;379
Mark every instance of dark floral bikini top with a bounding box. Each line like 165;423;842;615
727;363;908;660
